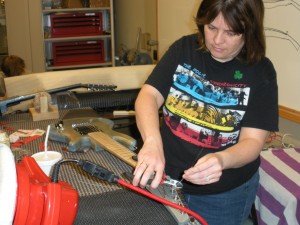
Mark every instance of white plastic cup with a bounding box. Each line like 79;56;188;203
31;151;62;176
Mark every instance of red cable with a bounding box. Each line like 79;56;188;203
10;135;41;148
118;179;208;225
266;132;282;144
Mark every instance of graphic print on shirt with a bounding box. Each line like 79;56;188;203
164;64;250;149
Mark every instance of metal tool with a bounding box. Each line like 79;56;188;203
123;171;183;189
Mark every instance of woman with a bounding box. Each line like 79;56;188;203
133;0;278;224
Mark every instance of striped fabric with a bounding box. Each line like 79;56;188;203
255;148;300;225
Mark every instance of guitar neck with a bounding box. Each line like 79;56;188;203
0;83;117;115
88;131;137;168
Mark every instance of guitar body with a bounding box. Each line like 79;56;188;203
49;117;137;155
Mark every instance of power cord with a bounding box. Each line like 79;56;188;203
51;159;208;225
265;132;296;149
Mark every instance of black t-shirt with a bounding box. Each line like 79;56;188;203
145;34;279;194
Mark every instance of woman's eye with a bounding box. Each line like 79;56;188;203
226;31;236;36
208;25;216;30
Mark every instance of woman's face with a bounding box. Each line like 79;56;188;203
204;13;245;62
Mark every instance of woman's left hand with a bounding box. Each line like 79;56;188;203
182;153;223;185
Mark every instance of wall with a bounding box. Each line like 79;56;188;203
5;0;44;73
5;0;32;71
264;2;300;111
114;0;157;60
263;2;300;144
157;0;201;58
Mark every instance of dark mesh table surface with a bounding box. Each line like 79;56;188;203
1;109;177;225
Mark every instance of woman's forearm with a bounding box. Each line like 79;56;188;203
135;84;164;143
216;128;269;169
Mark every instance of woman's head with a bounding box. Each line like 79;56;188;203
1;55;26;77
196;0;265;64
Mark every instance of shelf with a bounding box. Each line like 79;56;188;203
0;10;7;56
46;61;113;70
44;35;111;42
41;0;115;70
42;7;110;14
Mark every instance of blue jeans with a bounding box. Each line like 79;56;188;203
184;171;259;225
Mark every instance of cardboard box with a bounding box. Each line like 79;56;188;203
89;0;110;8
62;0;83;8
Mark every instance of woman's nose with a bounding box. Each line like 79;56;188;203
213;31;225;44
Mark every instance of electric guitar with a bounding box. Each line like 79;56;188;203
49;117;202;225
49;117;137;156
0;83;117;115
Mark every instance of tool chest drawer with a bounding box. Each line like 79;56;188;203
52;40;105;66
50;13;103;37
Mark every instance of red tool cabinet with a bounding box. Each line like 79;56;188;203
53;40;105;66
50;13;103;38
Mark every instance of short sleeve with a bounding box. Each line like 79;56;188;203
241;60;279;131
145;39;182;99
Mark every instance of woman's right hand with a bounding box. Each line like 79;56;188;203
133;84;165;189
132;138;165;189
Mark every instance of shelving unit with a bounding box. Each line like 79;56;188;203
41;1;115;71
0;7;8;64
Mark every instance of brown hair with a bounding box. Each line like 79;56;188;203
196;0;265;64
1;55;26;77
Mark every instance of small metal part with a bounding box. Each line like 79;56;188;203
55;120;64;130
163;176;183;189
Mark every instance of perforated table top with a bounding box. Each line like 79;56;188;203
1;109;177;225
